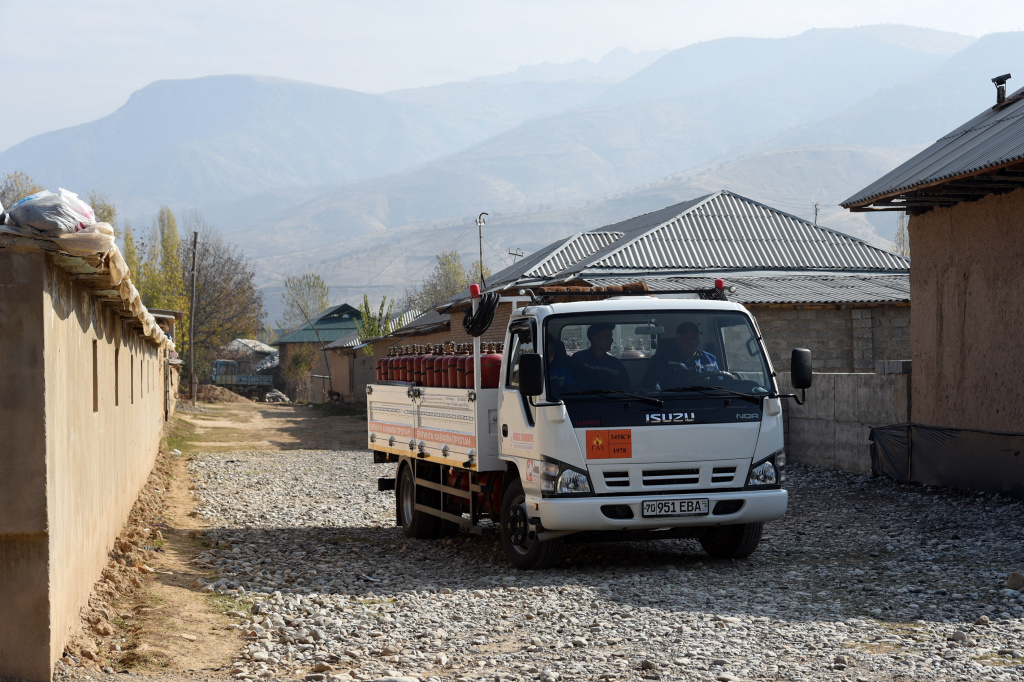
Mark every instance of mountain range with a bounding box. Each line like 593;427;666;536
2;25;1020;318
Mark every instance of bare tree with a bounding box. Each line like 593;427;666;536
180;211;266;379
0;171;45;210
277;273;330;332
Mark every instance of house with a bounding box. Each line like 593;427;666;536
842;75;1024;496
322;309;422;402
373;190;911;374
274;303;361;401
218;338;277;375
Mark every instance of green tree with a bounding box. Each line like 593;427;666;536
87;190;119;238
122;223;141;286
277;273;330;332
283;346;319;402
406;250;491;311
355;295;396;354
894;211;910;258
0;171;45;210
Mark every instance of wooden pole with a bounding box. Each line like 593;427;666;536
189;230;198;407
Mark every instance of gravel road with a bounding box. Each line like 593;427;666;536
189;450;1024;682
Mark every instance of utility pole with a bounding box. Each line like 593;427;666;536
189;230;198;407
812;200;820;226
508;247;524;263
476;212;488;287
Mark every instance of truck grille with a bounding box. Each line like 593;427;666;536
602;471;630;487
642;468;700;486
711;467;737;484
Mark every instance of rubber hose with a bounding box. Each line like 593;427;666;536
462;292;500;337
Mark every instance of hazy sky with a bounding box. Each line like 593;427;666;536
4;0;1024;151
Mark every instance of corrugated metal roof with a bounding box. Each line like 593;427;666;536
580;191;908;274
843;85;1024;207
587;274;910;305
525;232;622;278
275;303;360;345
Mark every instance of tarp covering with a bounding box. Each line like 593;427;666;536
871;423;1024;498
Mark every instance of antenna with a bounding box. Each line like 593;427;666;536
476;212;488;287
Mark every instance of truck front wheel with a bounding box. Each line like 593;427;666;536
500;478;563;570
699;522;763;559
397;464;440;539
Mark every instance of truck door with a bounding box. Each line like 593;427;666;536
499;319;538;459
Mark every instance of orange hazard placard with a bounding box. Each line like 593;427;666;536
607;429;632;458
586;430;609;459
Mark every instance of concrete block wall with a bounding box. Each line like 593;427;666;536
0;250;173;681
751;304;910;373
779;370;910;473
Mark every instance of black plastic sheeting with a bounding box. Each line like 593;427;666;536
870;423;1024;498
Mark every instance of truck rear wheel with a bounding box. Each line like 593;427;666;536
397;463;440;539
500;478;563;570
699;522;763;559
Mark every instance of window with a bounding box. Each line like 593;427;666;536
505;322;535;390
92;340;99;412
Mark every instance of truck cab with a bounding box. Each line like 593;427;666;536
368;292;811;569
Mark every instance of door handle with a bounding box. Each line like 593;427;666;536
501;424;508;437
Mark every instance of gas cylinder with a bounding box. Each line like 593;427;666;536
424;353;436;387
396;350;406;382
410;348;422;386
433;348;446;387
480;342;502;388
455;353;468;389
386;352;396;381
446;354;459;388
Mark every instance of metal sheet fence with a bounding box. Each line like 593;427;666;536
870;423;1024;498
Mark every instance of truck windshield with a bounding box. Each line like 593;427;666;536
544;311;773;401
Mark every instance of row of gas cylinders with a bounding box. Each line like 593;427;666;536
376;343;505;389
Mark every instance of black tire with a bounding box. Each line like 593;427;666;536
699;522;764;559
500;477;563;570
397;463;441;539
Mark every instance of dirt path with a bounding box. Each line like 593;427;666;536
58;401;368;681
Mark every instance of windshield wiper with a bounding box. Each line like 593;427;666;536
561;389;663;408
660;385;764;404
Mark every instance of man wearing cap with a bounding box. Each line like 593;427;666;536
568;322;630;391
643;322;721;389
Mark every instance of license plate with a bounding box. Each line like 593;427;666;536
641;498;709;517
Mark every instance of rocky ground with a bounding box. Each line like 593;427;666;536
178;450;1024;682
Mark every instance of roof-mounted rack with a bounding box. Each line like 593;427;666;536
521;279;732;304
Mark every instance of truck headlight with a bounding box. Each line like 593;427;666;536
556;469;591;494
540;458;593;497
746;449;785;488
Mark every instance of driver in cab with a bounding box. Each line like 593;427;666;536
643;322;720;389
568;322;630;391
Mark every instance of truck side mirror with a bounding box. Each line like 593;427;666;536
791;348;812;389
518;353;544;396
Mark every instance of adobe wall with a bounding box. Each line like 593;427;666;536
910;189;1024;432
750;304;910;373
0;250;172;681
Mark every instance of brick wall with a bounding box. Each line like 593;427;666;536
749;304;910;373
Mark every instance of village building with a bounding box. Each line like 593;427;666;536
374;190;910;375
0;234;178;680
842;76;1024;496
274;303;361;401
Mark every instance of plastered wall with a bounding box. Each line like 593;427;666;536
0;250;172;681
909;189;1024;432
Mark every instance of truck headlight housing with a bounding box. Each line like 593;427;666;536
746;449;785;488
540;458;593;497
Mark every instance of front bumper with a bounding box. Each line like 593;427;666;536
531;489;788;531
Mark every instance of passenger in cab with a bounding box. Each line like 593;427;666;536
569;322;630;390
545;335;575;392
643;322;720;389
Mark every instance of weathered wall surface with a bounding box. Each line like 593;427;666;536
0;250;50;680
779;370;910;473
751;304;910;373
910;189;1024;432
0;250;172;681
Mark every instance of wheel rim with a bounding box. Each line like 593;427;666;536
505;494;534;555
400;469;415;526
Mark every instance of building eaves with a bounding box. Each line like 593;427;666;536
843;85;1024;209
585;274;910;305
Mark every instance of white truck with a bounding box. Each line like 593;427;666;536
367;286;812;569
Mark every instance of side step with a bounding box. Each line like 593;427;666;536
377;477;395;491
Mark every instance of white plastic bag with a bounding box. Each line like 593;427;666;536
8;188;96;235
